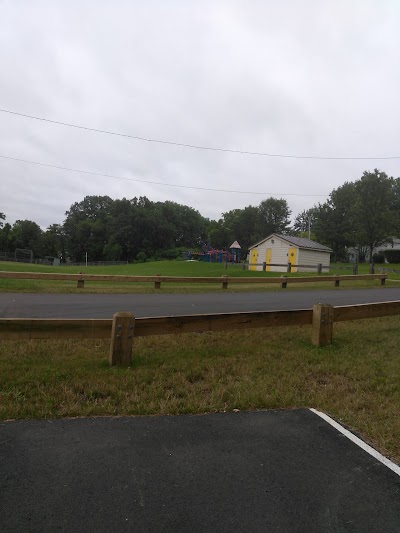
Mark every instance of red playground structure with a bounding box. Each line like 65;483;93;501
183;243;241;263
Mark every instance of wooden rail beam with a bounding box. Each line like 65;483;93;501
0;319;111;340
134;309;313;336
334;301;400;322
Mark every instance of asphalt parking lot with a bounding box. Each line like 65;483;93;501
1;409;399;532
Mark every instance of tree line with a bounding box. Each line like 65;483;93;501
0;169;399;262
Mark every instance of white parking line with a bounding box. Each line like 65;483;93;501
310;408;400;476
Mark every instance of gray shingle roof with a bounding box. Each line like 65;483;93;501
277;235;332;252
249;234;332;252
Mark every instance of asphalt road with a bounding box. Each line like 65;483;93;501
0;287;400;318
1;410;399;532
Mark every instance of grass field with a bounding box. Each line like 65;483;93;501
0;317;399;463
0;260;394;293
1;259;399;464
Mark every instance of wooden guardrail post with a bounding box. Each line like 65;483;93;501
311;303;334;347
317;263;322;274
222;275;228;289
281;276;287;289
77;274;84;289
109;312;135;366
381;276;386;286
334;276;340;287
154;275;161;289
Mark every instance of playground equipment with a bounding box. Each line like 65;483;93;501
182;242;242;263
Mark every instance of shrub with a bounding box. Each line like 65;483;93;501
383;249;400;263
136;251;147;263
372;253;385;264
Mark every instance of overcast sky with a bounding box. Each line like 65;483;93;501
1;0;400;229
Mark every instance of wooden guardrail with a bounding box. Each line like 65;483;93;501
0;271;387;289
0;300;399;366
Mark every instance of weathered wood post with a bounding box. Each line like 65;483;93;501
317;263;322;275
222;275;228;290
109;312;135;367
281;276;287;289
77;273;85;289
334;276;340;287
287;263;291;273
311;303;334;347
154;275;161;289
381;276;386;286
262;262;266;272
353;263;359;275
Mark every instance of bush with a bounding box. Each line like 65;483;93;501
383;249;400;263
153;247;202;261
136;251;147;263
372;253;385;264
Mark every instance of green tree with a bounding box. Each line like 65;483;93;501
313;182;357;261
293;207;318;237
221;205;259;252
63;196;114;261
257;198;291;238
207;219;232;249
9;220;44;258
353;169;395;260
0;222;11;252
42;224;67;261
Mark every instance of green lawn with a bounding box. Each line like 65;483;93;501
0;260;393;293
1;317;399;463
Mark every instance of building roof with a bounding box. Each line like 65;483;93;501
249;234;332;253
229;240;241;249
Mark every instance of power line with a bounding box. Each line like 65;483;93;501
0;154;328;197
0;107;398;160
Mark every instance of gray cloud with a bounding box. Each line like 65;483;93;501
1;0;400;229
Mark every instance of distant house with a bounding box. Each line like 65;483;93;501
347;238;400;263
248;234;332;273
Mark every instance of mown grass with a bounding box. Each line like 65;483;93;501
1;317;399;463
0;260;392;293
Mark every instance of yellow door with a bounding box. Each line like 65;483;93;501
250;249;258;271
265;248;272;272
288;247;297;272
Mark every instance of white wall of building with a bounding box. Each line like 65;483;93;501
250;236;331;273
297;249;331;272
251;236;293;272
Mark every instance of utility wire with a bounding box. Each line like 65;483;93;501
0;108;398;160
0;154;328;197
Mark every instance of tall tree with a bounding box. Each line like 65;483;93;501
293;207;318;237
63;195;114;261
258;198;291;237
221;205;259;251
353;169;395;260
0;222;11;252
43;224;67;261
9;220;44;258
313;182;357;261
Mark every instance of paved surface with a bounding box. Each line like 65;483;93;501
1;287;400;318
0;410;399;532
